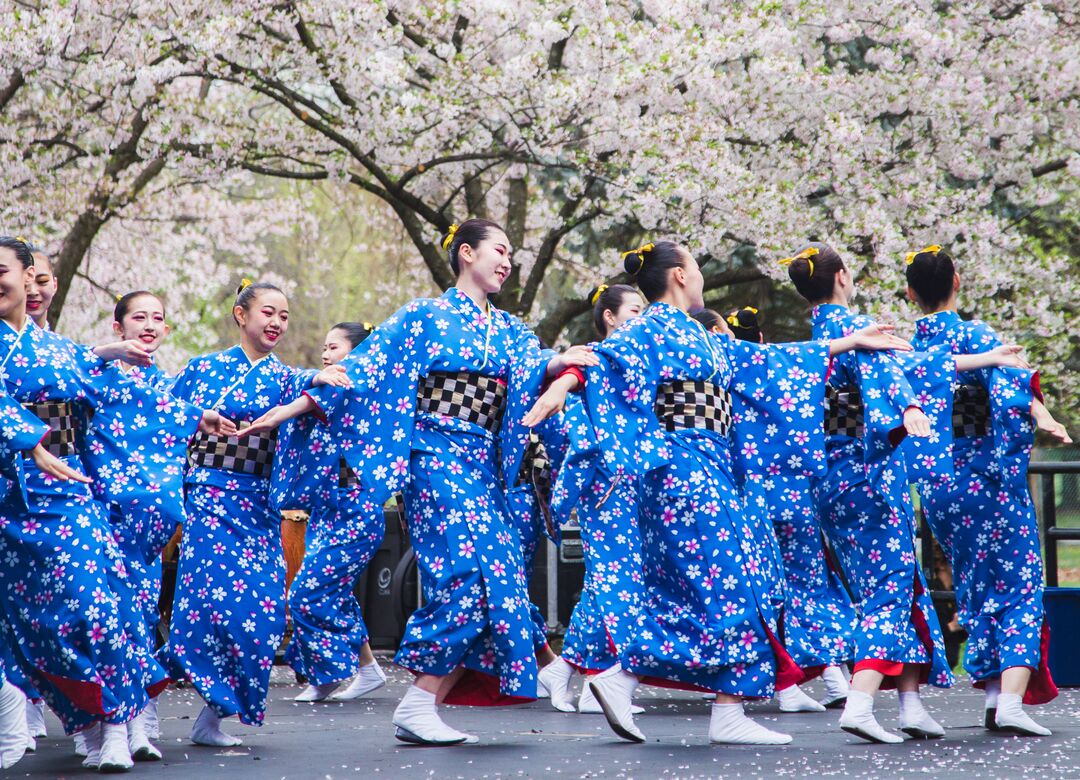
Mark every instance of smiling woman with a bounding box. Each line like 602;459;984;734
156;279;352;748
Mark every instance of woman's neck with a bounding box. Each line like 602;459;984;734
455;278;490;311
2;308;27;333
239;337;270;363
654;290;691;313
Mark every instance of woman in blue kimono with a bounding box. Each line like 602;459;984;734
84;290;182;761
245;218;597;745
158;280;347;748
696;305;859;712
538;283;649;716
0;237;232;771
905;245;1071;736
274;322;390;703
541;241;911;746
783;242;1030;744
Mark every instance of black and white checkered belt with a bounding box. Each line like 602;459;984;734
416;371;507;434
825;385;865;438
188;427;277;479
654;380;733;436
339;457;359;489
517;432;555;537
953;383;990;439
24;401;78;457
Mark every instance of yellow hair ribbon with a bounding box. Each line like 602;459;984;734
726;314;739;326
15;236;27;244
590;284;609;307
745;306;758;315
115;294;123;302
620;243;654;275
778;247;818;277
240;278;254;291
441;223;459;251
904;244;942;265
363;322;375;331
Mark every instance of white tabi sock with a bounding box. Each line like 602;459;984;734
995;692;1051;737
98;722;134;772
190;705;243;747
333;660;387;701
839;690;903;744
537;658;576;713
392;685;477;745
777;684;827;713
0;682;28;770
898;691;944;738
709;702;792;745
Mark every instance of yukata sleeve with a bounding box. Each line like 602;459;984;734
302;305;431;506
723;338;830;481
72;342;203;533
891;350;957;484
500;316;557;491
550;394;600;524
0;392;50;512
963;321;1040;497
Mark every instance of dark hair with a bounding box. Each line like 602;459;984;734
905;247;955;310
329;321;373;350
0;236;34;269
586;283;639;337
623;240;686;302
441;218;505;275
726;306;762;342
233;280;284;326
114;290;164;323
783;242;845;303
691;309;724;332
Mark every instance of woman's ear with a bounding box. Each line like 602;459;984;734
905;285;918;303
232;305;246;326
111;321;123;337
163;324;172;338
952;272;960;293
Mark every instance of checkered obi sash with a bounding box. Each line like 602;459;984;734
517;433;555;538
825;385;865;438
339;457;358;489
953;383;990;439
24;401;78;457
653;380;733;437
415;371;507;435
188;425;278;479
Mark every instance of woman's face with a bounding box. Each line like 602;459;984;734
113;294;169;354
458;228;512;296
602;292;646;337
25;252;57;324
322;328;353;367
234;290;290;353
0;248;32;323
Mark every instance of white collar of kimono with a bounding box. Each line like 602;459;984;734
445;287;495;370
0;317;32;374
646;302;721;382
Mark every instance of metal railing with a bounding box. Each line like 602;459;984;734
919;460;1080;598
1033;460;1080;588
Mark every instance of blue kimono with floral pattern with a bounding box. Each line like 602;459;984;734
577;303;831;697
299;288;552;704
0;322;200;733
105;361;171;653
810;304;954;689
159;346;314;726
912;311;1056;704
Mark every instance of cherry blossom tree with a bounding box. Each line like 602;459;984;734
2;1;1077;421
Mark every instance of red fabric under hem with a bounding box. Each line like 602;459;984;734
39;671;109;716
431;668;535;708
854;575;935;688
970;619;1058;706
301;390;329;425
564;660;605;676
763;623;808;692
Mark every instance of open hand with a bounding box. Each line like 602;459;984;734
522;385;570;428
853;324;912;352
95;339;153;367
988;344;1030;370
30;444;92;483
903;406;932;438
314;364;352;388
236;406;290;438
198;410;238;437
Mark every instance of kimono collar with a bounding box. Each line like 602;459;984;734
646;302;721;380
810;303;849;325
915;310;962;341
443;287;494;321
644;300;691;325
228;343;274;368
